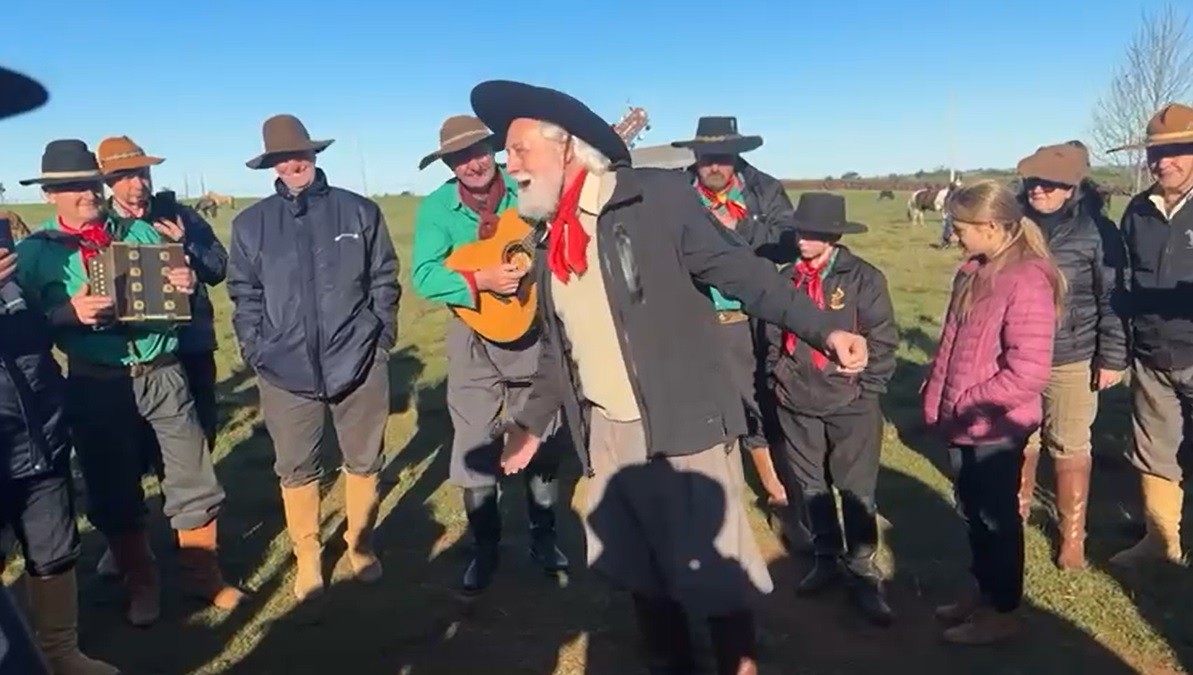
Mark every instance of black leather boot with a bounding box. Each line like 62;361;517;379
796;492;843;596
631;594;696;675
525;472;569;574
840;493;894;627
461;486;501;595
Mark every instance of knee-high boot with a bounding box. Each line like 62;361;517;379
525;472;568;573
796;492;843;595
342;472;383;582
840;493;894;627
461;485;501;594
1055;455;1092;571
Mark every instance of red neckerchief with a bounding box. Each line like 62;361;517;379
783;256;831;370
546;170;590;284
457;174;505;240
57;217;111;268
697;175;748;220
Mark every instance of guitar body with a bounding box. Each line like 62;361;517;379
444;208;539;344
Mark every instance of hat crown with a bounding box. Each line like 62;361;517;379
41;138;99;173
440;115;488;145
1149;103;1193;136
695;116;740;138
262;114;313;151
794;192;847;221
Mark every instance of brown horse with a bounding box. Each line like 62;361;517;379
0;210;32;242
204;191;235;209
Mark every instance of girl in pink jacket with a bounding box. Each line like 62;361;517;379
921;180;1066;646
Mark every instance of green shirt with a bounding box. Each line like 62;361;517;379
15;216;179;366
410;171;518;309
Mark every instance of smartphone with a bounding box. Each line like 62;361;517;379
0;218;13;251
153;190;178;221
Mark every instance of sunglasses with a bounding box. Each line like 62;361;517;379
1023;179;1072;193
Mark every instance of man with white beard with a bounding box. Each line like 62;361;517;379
410;115;569;595
475;80;869;675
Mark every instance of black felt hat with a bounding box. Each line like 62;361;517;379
470;80;630;165
0;66;47;120
671;116;762;156
19;139;104;187
791;192;868;235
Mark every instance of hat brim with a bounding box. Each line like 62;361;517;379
245;139;334;170
792;219;868;236
417;131;494;171
100;156;166;177
1108;134;1193;153
19;172;104;187
470;80;631;166
0;66;48;120
671;136;763;156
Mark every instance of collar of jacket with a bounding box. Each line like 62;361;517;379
275;168;331;215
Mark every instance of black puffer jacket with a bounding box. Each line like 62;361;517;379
0;309;70;483
1023;186;1128;370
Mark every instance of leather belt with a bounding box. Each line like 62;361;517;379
716;310;749;324
68;353;178;379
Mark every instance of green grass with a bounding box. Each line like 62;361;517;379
3;191;1190;674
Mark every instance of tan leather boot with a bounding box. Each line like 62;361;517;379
26;570;120;674
342;472;383;583
941;606;1021;645
106;530;160;627
1055;455;1092;571
175;520;246;610
1110;474;1184;567
1018;451;1040;521
934;581;985;626
281;482;325;600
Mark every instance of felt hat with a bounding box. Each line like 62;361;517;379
671;116;762;156
245;114;334;169
418;115;493;170
470;80;630;165
0;66;47;120
791;192;867;235
1016;143;1089;187
19;139;104;187
1109;103;1193;152
96;135;165;176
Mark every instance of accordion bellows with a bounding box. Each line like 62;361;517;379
87;242;192;322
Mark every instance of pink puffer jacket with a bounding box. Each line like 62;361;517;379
922;257;1057;446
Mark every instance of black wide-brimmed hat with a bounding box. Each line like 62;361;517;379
791;192;867;235
19;139;104;187
0;65;47;120
671;116;762;156
470;80;630;165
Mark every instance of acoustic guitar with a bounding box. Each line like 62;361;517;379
444;106;651;344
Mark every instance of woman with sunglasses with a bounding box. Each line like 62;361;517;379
1013;142;1129;571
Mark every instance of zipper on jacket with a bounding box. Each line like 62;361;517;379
596;223;653;452
297;211;327;398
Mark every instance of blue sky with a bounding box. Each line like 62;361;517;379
0;0;1171;202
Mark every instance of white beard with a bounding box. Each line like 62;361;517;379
515;171;565;221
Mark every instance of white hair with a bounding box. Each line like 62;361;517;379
539;122;611;175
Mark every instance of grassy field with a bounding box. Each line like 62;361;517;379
4;189;1192;674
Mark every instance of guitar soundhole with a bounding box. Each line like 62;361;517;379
504;244;533;271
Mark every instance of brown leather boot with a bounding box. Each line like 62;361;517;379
176;520;245;610
26;570;120;675
106;530;160;627
342;472;383;583
934;580;985;626
1110;473;1184;567
1018;451;1040;521
941;606;1021;645
281;482;325;601
708;610;759;675
1055;455;1092;571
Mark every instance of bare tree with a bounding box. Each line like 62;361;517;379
1090;3;1193;192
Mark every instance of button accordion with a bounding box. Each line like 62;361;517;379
86;242;192;322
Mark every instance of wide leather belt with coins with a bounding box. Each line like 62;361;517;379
716;310;749;324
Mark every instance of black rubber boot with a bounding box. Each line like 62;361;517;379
525;473;568;573
461;486;501;595
796;492;843;596
840;493;894;627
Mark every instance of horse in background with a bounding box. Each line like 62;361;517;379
194;191;236;219
907;180;960;225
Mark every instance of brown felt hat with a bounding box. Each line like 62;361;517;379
1110;103;1193;152
418;115;492;170
96;135;164;176
245;114;334;169
1017;144;1088;187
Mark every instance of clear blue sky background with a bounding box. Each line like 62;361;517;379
0;0;1171;202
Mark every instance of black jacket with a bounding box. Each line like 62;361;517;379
515;167;835;474
1121;187;1193;370
685;159;797;263
1026;188;1128;370
762;247;898;417
227;170;401;400
0;309;70;483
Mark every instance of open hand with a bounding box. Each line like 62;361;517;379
500;424;542;475
68;283;115;325
824;330;868;373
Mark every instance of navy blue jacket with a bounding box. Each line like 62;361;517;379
227;170;400;400
0;309;70;483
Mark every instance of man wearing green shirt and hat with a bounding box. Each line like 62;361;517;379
15;139;243;628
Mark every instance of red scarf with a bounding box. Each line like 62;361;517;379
457;174;505;240
783;257;831;370
57;217;111;268
697;177;748;221
546;170;589;284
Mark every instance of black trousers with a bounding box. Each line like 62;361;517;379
0;465;80;578
948;439;1026;613
775;396;882;502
